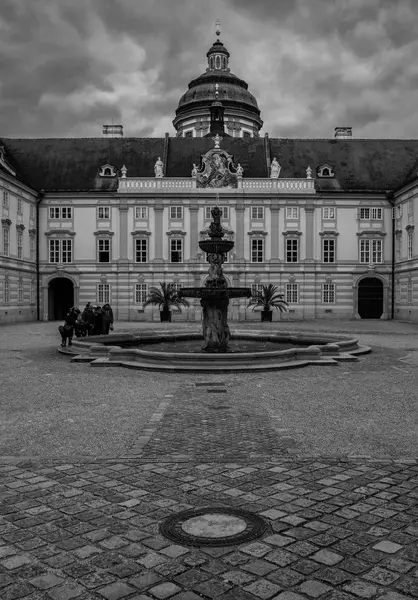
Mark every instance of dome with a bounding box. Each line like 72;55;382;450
173;27;263;136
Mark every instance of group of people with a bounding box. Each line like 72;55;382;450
58;302;114;347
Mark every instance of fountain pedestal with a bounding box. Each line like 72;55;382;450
179;206;251;352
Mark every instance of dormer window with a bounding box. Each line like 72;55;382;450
318;164;334;178
99;164;117;177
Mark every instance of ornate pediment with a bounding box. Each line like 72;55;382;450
195;147;239;189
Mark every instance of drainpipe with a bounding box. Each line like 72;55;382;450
387;191;395;320
36;189;45;321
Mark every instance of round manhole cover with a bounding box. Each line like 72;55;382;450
159;506;269;547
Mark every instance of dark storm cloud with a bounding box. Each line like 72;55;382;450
0;0;417;138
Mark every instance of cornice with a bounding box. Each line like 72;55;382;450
356;230;387;237
93;230;115;236
166;230;187;236
247;230;268;236
319;230;339;237
282;230;302;236
44;229;76;237
131;230;152;236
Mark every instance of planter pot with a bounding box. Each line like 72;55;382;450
160;310;172;323
261;310;272;322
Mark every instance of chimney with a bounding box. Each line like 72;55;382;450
102;124;123;138
334;127;352;139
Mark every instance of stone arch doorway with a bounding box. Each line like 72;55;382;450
358;277;384;319
48;278;74;320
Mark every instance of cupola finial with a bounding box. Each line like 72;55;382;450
215;18;221;38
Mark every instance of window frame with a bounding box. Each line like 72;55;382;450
250;283;263;298
205;206;229;221
48;238;72;263
98;238;111;263
17;197;22;214
286;207;299;220
285;283;298;304
98;206;110;220
135;283;147;304
322;207;335;220
135;238;148;263
18;279;24;304
286;238;299;263
251;206;264;220
322;238;336;263
4;277;10;303
2;228;10;256
135;206;148;220
170;238;183;263
359;239;383;264
17;231;23;259
323;283;336;304
170;206;183;220
407;231;413;259
3;190;9;207
250;238;264;263
97;283;110;304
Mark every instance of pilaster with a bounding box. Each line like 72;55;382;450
189;204;199;259
118;202;129;263
153;204;164;263
304;204;315;261
235;202;245;259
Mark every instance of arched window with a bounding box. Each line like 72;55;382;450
215;55;221;69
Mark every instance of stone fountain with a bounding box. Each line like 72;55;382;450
179;206;251;352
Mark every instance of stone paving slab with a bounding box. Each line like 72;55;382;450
0;457;418;599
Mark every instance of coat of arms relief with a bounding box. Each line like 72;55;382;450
193;146;239;189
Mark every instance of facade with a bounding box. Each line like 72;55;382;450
1;30;418;324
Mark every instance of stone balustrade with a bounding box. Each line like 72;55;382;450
118;177;316;194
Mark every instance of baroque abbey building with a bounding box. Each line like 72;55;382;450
1;27;418;324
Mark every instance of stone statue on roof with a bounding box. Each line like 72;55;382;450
236;163;243;177
191;163;198;176
154;157;164;178
270;157;281;179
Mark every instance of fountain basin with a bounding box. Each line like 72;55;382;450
61;330;371;372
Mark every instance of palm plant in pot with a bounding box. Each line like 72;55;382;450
247;284;288;322
144;282;190;322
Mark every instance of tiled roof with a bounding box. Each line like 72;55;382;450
1;136;418;194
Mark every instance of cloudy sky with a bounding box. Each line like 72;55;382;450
1;0;418;139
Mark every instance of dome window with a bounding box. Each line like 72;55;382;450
99;164;117;177
215;55;221;69
318;164;334;178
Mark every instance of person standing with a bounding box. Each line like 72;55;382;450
101;303;114;335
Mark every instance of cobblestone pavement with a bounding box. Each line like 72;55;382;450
1;320;418;599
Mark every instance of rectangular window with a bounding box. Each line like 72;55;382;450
4;279;10;303
61;207;72;219
251;239;264;262
251;283;263;298
323;283;335;303
49;239;60;263
286;238;298;262
205;206;229;220
97;284;110;304
18;280;23;304
407;280;413;303
359;207;382;220
135;238;148;263
17;198;22;213
3;228;10;256
61;239;72;263
359;239;382;263
30;281;35;304
396;236;402;261
251;206;264;220
322;207;335;220
184;131;193;138
49;207;60;219
407;232;413;259
98;238;110;262
29;237;35;262
98;206;110;220
170;206;183;220
17;232;23;259
3;190;9;207
135;206;148;220
135;283;147;304
323;238;335;263
30;204;35;220
286;207;299;220
170;239;183;262
408;199;413;215
286;283;298;303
